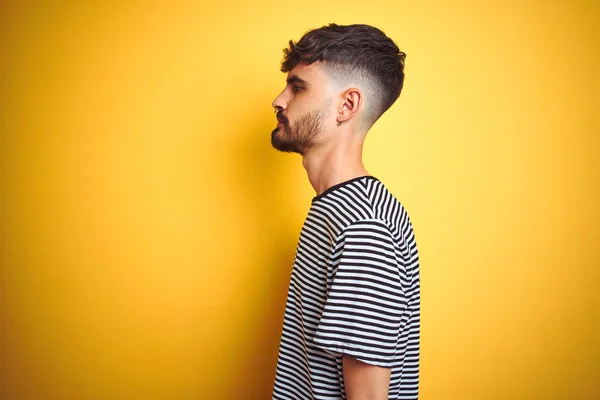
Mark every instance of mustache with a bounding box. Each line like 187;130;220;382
276;110;289;125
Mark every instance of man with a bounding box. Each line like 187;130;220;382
270;24;420;400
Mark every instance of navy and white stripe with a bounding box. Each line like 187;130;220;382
273;176;420;400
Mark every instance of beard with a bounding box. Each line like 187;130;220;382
271;108;328;155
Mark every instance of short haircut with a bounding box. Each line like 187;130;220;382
281;23;406;126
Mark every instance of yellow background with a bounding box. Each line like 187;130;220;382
1;1;598;399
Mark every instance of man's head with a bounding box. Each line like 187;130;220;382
271;23;406;155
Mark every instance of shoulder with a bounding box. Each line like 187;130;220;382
334;218;396;250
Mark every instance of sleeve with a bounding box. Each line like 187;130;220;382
313;219;406;368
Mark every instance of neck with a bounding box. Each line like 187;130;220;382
301;132;369;196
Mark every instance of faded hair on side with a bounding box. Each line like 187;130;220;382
281;23;406;126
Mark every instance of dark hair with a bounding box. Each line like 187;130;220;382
281;24;406;123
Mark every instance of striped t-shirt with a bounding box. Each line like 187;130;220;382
273;176;420;399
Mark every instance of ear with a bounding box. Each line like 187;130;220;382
337;87;362;125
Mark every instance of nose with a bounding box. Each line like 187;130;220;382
272;89;287;112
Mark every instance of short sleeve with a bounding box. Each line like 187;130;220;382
314;219;406;368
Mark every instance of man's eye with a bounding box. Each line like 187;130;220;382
292;85;302;93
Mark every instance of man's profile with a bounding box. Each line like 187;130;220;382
270;24;420;399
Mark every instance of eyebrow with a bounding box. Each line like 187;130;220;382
286;75;308;86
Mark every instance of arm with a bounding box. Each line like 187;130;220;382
315;220;403;398
343;355;391;400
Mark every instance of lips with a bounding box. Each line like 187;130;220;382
276;111;288;125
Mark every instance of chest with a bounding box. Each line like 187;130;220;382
290;211;340;297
